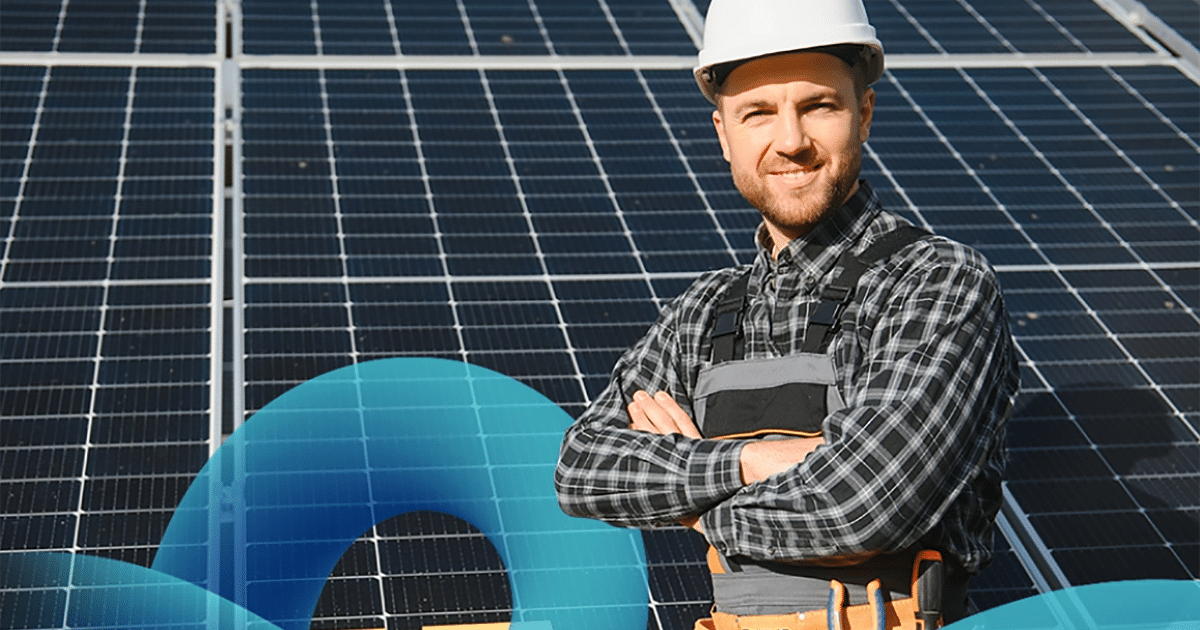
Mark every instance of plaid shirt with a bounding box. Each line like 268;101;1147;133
555;181;1020;573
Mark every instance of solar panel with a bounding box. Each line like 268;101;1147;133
0;0;217;54
240;0;698;56
1;0;1196;628
0;63;218;620
309;512;513;629
868;63;1199;587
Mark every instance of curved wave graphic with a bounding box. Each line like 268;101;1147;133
151;357;649;630
947;579;1198;628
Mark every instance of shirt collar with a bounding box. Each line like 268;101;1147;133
754;180;883;279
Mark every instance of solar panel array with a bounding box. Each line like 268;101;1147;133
1;0;1196;629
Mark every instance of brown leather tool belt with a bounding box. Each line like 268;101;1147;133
696;550;948;630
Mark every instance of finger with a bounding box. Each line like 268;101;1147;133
632;390;685;435
654;391;703;439
627;398;654;433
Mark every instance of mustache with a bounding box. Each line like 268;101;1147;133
762;149;822;172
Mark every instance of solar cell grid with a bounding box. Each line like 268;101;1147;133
243;281;355;412
527;2;624;56
1;59;217;583
2;66;215;284
462;0;549;56
0;0;217;54
0;283;213;565
56;1;145;54
0;2;63;52
861;0;1155;54
240;0;700;57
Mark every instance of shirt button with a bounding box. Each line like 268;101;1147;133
805;276;816;288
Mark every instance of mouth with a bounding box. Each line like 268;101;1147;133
767;163;822;184
773;168;816;177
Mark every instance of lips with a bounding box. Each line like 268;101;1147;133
767;162;822;186
766;158;822;175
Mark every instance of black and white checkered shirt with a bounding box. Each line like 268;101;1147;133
555;181;1020;574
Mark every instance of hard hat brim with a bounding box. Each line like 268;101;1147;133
694;43;884;105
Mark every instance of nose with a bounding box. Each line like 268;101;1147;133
774;110;809;157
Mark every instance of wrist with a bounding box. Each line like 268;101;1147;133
684;438;750;507
739;436;825;485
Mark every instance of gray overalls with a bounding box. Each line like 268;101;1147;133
692;226;966;618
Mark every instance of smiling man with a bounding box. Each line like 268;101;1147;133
555;1;1019;628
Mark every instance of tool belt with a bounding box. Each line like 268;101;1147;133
695;550;946;630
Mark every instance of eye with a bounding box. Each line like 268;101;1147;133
742;109;771;122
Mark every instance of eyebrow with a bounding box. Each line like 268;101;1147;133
730;89;845;117
731;99;775;117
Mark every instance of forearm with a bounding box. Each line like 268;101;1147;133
703;395;993;561
702;404;951;562
738;436;825;484
555;295;751;528
555;419;745;528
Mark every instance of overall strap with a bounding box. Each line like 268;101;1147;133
801;225;931;354
710;270;752;364
708;225;930;363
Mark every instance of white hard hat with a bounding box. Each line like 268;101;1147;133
694;0;884;105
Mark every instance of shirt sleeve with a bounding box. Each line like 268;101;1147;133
554;288;747;529
701;244;1019;561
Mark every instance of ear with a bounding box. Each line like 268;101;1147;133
712;108;731;162
858;88;876;143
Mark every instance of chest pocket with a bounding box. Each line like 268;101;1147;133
694;353;845;439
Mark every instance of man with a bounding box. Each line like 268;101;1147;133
555;0;1019;627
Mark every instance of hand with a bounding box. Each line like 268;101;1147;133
678;514;704;535
739;436;825;485
627;390;703;439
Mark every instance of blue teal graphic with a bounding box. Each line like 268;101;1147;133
150;357;649;630
946;579;1199;629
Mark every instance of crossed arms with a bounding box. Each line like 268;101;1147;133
554;245;1019;567
627;389;824;488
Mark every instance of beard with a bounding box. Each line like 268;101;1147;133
732;142;863;237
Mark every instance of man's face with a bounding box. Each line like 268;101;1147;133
712;52;875;251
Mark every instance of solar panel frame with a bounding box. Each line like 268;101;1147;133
1137;0;1200;47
